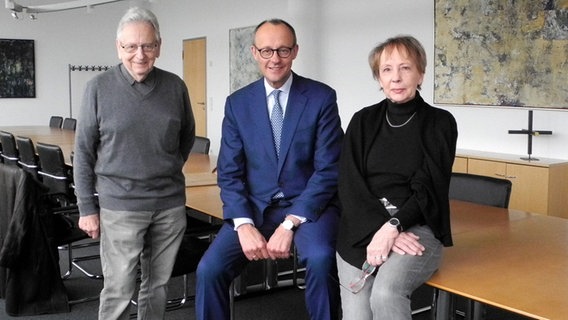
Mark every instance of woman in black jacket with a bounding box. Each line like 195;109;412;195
336;36;458;319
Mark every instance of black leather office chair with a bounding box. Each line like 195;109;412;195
49;116;63;128
130;213;215;316
166;226;211;310
449;172;512;208
190;136;211;154
35;142;75;206
0;131;19;167
62;118;77;131
15;136;41;180
185;132;217;240
433;172;512;320
167;213;219;309
35;142;101;281
50;211;101;304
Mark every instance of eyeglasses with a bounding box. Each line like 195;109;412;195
345;261;376;294
120;43;158;54
254;46;294;59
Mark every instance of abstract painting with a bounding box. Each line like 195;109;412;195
0;39;35;98
229;25;262;93
434;1;568;109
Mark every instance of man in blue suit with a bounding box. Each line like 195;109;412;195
196;19;343;320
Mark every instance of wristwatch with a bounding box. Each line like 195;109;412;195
388;218;402;232
282;219;297;232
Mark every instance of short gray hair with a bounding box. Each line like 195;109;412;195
116;7;161;42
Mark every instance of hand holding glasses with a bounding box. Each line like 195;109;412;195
346;260;377;294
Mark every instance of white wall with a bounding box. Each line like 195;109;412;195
1;0;567;159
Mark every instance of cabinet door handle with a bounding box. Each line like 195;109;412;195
495;173;516;179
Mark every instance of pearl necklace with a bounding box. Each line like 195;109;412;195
386;111;417;128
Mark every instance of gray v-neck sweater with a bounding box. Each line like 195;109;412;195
73;64;195;215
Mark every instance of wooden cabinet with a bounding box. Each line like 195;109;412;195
452;156;468;173
453;149;568;218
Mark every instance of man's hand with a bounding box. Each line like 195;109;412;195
79;214;100;239
236;224;269;261
267;216;300;260
266;225;294;260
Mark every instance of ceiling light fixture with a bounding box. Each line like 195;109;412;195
5;0;126;14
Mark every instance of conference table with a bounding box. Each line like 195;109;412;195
183;189;568;319
0;125;218;203
3;126;568;319
185;189;568;320
427;201;568;320
1;125;76;163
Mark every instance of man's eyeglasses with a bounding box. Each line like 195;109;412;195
254;46;294;59
120;43;158;54
345;261;376;294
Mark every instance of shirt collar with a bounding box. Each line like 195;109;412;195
119;63;156;86
264;74;293;97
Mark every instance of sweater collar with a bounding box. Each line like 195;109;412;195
119;63;156;86
386;91;422;116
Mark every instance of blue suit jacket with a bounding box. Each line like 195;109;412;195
217;73;343;225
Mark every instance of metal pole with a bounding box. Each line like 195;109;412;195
68;64;73;118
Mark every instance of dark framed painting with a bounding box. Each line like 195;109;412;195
0;39;36;98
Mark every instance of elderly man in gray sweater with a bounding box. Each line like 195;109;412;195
73;7;195;320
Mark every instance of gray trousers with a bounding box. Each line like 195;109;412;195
337;224;442;320
98;206;186;320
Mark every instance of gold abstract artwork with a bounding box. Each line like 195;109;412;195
434;1;568;109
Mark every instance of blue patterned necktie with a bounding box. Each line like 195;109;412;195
270;89;283;158
270;89;285;200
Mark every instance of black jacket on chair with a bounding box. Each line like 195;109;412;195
0;165;70;316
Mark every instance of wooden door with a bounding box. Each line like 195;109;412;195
183;38;207;137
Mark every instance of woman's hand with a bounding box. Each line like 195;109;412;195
392;231;425;256
366;222;399;266
367;225;426;266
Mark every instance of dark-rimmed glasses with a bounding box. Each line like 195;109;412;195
344;260;376;294
120;43;158;54
254;46;294;59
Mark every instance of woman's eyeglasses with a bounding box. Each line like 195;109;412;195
344;261;377;294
